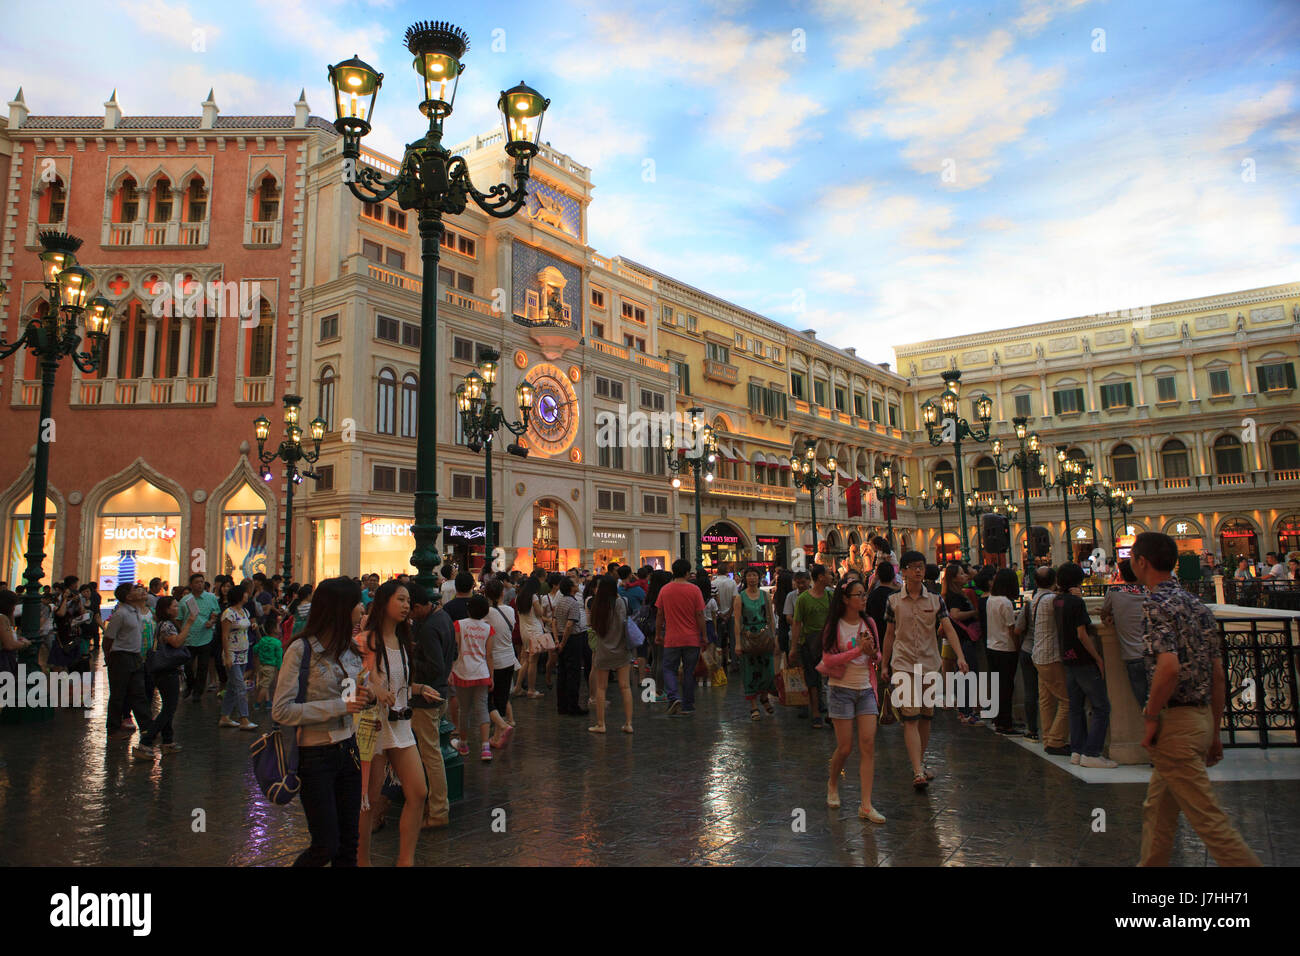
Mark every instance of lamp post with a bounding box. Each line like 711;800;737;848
991;415;1044;570
871;461;908;550
965;491;996;562
919;480;953;563
791;439;837;560
664;407;716;570
456;347;533;571
1078;464;1107;558
327;21;550;592
922;369;992;561
1048;449;1083;562
0;231;110;663
254;395;325;582
1102;482;1133;556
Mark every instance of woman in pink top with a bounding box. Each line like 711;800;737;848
452;593;496;763
819;581;885;823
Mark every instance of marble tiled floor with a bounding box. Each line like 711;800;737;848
1;656;1295;866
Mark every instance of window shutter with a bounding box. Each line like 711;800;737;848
1287;363;1297;390
1053;391;1062;415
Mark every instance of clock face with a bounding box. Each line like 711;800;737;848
524;363;578;457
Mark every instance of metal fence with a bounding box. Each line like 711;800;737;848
1221;617;1300;748
1080;578;1300;611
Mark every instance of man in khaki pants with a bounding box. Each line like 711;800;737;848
1027;566;1070;754
408;585;455;829
1132;532;1260;867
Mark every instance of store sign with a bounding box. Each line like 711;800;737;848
1221;530;1255;538
593;531;627;543
701;534;739;544
1174;522;1192;536
102;525;176;541
364;521;413;537
755;536;782;545
444;522;486;542
1075;529;1088;540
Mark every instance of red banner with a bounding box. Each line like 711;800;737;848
845;479;863;518
885;496;897;521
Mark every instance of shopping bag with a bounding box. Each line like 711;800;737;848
711;666;728;687
779;666;809;707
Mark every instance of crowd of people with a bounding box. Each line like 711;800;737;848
0;529;1266;867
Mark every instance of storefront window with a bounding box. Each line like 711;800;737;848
937;532;961;564
311;518;341;581
533;500;559;573
443;519;497;575
701;523;743;571
1165;519;1204;555
221;483;268;580
359;515;415;579
7;492;57;588
1070;526;1095;563
94;479;181;607
1218;519;1258;563
593;531;629;570
1278;517;1300;555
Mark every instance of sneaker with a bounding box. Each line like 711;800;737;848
480;746;493;762
1079;755;1119;769
1024;732;1040;741
667;700;682;716
654;694;668;704
217;716;240;728
131;745;156;762
455;740;469;756
1070;752;1081;765
1044;744;1071;756
161;743;183;754
238;719;259;732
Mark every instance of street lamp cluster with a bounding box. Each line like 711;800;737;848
872;461;908;548
253;395;325;580
326;19;550;592
663;408;717;570
991;415;1044;566
456;347;534;563
0;231;113;654
922;370;993;559
791;440;837;557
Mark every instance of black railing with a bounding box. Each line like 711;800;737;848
1221;617;1300;748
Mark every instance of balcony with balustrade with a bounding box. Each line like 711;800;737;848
674;475;797;505
102;219;210;248
8;375;221;408
243;219;282;247
703;357;739;386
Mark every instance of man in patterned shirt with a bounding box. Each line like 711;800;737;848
1131;532;1260;866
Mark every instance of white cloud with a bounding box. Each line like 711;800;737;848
119;0;221;52
813;0;925;67
1014;0;1094;36
853;29;1063;188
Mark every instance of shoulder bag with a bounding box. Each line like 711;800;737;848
249;639;312;806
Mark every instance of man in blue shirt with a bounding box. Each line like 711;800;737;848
179;572;222;701
617;565;643;617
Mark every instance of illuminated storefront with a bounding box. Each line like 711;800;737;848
94;479;182;607
6;493;57;588
751;535;788;580
220;483;269;580
1165;518;1204;555
1070;525;1096;563
359;515;416;579
1218;518;1259;563
592;529;629;569
1278;516;1300;555
311;518;341;581
442;519;498;574
698;522;744;570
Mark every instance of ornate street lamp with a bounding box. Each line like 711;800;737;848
791;439;837;559
922;369;992;561
1103;483;1134;557
664;407;716;570
871;461;908;550
457;347;532;571
254;394;325;581
0;231;109;666
991;415;1043;569
1077;464;1107;559
327;20;550;592
965;490;998;563
919;480;953;563
1048;448;1084;562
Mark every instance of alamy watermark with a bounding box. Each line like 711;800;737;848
595;406;712;452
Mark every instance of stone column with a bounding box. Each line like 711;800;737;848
177;315;192;378
1133;362;1146;406
1038;372;1049;417
1239;347;1252;394
141;315;159;388
1185;353;1198;399
106;318;123;382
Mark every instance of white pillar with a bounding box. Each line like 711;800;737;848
1239;347;1252;394
106;319;123;379
1185;354;1197;399
142;316;158;381
1133;361;1145;406
177;315;192;378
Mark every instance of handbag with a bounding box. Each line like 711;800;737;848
146;641;191;674
625;615;646;649
740;627;775;655
780;665;809;707
249;639;312;806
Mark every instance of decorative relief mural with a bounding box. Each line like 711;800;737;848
511;240;581;331
1095;329;1126;345
1147;322;1176;337
1004;343;1033;359
1250;305;1284;324
1195;313;1229;331
524;180;580;238
960;350;988;364
1048;336;1076;352
922;356;946;370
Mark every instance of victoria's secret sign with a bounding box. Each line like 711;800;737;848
701;534;739;544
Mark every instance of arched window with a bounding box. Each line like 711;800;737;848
974;456;998;493
1111;443;1139;483
185;177;208;222
195;315;217;378
248;299;273;377
7;491;58;586
400;373;418;438
257;175;280;221
151;178;173;222
1213;434;1244;475
1161;439;1189;478
318;365;336;432
1269;429;1299;472
43;177;67;223
376;368;396;435
115;177;139;222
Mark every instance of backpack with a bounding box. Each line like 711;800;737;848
249;640;312;806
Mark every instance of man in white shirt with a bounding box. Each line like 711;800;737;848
712;569;738;669
1265;552;1288;580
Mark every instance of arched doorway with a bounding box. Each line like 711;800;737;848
1164;518;1204;555
93;478;182;607
701;521;745;571
1277;515;1300;555
1218;518;1259;564
6;492;58;588
937;532;961;565
219;483;269;580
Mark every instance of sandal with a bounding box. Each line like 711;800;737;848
912;773;929;791
750;707;761;721
587;725;606;733
923;767;935;781
762;697;775;715
621;724;634;734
